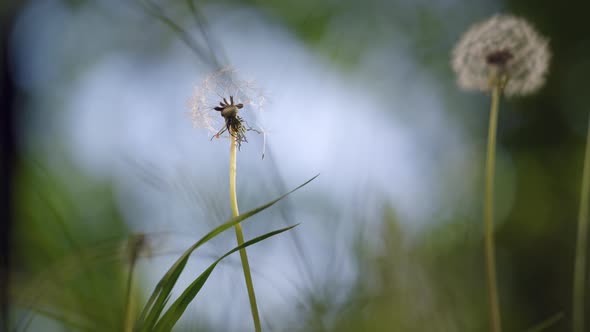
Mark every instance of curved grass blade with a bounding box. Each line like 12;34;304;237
133;0;211;65
153;224;297;332
524;312;563;332
136;175;318;331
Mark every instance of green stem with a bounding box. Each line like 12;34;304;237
484;84;502;332
230;134;262;332
124;257;136;332
573;114;590;332
124;235;145;332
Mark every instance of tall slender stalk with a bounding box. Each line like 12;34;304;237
124;259;137;332
229;134;262;332
484;84;502;332
573;114;590;332
124;234;144;332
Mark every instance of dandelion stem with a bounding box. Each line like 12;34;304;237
573;113;590;332
484;84;502;332
229;133;262;332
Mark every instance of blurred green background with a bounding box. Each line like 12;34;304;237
4;0;590;331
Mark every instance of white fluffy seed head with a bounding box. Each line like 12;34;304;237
451;14;551;97
189;67;265;135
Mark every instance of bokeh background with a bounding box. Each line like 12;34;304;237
3;0;590;331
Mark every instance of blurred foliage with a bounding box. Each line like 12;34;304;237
11;156;131;330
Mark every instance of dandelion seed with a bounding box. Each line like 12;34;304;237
452;14;550;96
189;67;264;148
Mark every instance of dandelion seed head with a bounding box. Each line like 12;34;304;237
189;67;265;136
451;14;551;96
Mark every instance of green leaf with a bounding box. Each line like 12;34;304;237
135;174;317;331
153;224;298;332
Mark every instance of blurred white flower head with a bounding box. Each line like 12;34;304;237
452;14;551;96
189;67;265;145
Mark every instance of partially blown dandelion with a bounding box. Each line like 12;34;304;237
452;14;550;97
189;67;265;332
190;67;264;148
452;14;550;332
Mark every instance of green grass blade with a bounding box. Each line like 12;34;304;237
136;175;317;330
524;312;564;332
134;0;210;63
153;225;298;332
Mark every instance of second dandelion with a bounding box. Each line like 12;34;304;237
451;14;550;332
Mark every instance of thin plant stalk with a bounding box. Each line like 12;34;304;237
229;133;262;332
484;83;502;332
124;235;144;332
573;114;590;332
124;259;137;332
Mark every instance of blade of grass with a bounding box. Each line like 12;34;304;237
18;306;94;332
153;224;298;332
524;312;564;332
573;113;590;332
136;175;318;330
184;0;225;69
133;0;211;65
